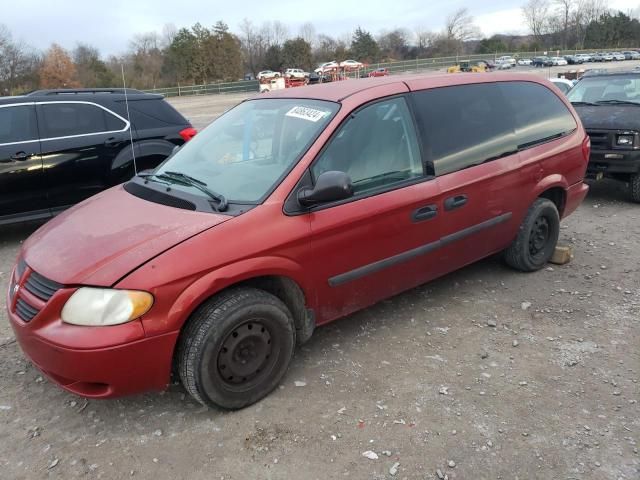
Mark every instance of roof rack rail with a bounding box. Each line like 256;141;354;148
26;88;145;96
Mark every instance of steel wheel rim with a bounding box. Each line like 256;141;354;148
216;320;275;388
529;216;550;257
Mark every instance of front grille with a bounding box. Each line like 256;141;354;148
15;298;39;322
24;271;62;301
12;265;63;323
124;182;197;211
586;130;610;150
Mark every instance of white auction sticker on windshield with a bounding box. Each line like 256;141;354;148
286;106;330;122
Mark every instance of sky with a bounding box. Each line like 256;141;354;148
2;0;639;56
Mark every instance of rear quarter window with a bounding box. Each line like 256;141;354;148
411;83;517;176
123;99;188;129
501;81;577;149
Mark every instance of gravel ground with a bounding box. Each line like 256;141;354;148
0;63;639;479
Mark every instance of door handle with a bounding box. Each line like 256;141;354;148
412;204;438;222
104;137;121;147
444;194;468;211
10;151;33;161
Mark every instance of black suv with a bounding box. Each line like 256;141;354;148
567;71;640;202
0;88;195;225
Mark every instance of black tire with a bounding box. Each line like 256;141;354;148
630;174;640;203
504;198;560;272
177;287;296;409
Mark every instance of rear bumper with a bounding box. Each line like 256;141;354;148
588;149;640;176
564;182;589;218
7;284;178;398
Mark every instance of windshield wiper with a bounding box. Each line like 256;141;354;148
138;172;228;212
595;99;640;106
570;101;599;106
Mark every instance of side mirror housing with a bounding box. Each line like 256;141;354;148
298;171;353;207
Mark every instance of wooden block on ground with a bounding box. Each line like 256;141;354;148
550;245;573;265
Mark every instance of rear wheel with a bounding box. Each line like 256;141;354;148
504;198;560;272
631;174;640;203
177;287;296;409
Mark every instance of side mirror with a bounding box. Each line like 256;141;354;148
298;171;353;207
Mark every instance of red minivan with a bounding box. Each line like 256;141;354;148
6;73;590;409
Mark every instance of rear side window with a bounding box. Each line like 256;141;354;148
124;99;188;129
411;84;517;176
39;103;126;138
0;105;38;144
501;82;576;148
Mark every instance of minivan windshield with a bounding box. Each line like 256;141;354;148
567;75;640;105
155;98;339;203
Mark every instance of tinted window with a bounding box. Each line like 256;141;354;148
502;82;577;148
0;105;38;144
311;97;423;195
39;103;125;138
412;84;517;176
124;99;188;129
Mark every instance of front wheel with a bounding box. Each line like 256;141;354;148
177;288;296;409
631;173;640;203
504;198;560;272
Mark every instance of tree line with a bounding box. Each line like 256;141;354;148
1;2;639;95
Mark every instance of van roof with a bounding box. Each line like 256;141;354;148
260;72;554;103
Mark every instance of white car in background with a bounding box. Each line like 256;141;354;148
315;61;339;73
284;68;309;79
551;56;568;66
339;59;364;69
550;77;574;95
575;53;592;62
611;52;626;61
517;58;533;66
497;56;517;67
257;70;281;80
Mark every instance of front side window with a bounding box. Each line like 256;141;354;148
0;105;38;144
39;103;125;139
156;98;338;203
311;97;423;195
412;84;517;176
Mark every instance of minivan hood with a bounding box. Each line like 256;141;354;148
573;104;640;131
22;185;231;286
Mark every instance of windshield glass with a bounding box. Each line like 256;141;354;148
568;75;640;104
155;98;339;203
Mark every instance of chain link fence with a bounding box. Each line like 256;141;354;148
145;47;637;97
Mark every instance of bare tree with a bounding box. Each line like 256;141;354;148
298;22;316;48
0;24;39;95
129;32;164;88
161;23;178;49
415;28;436;51
445;8;482;42
522;0;551;39
554;0;575;48
574;0;609;47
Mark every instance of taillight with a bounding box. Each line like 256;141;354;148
179;127;197;142
582;135;591;161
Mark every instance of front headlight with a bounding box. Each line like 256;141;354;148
617;134;635;147
61;288;154;326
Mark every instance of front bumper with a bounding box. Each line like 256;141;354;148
6;266;178;398
588;149;640;176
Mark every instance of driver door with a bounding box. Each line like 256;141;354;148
304;96;445;323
